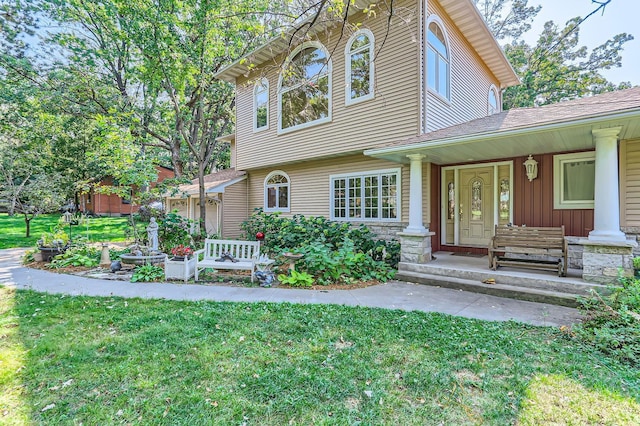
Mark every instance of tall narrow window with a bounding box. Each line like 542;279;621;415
345;30;374;104
264;171;290;212
427;20;449;100
488;86;499;115
278;42;331;132
254;78;269;131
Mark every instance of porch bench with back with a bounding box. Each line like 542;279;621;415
488;225;568;277
194;239;260;282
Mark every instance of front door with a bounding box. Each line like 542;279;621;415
459;167;493;246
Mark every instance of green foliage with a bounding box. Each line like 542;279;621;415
38;227;70;248
131;264;165;282
241;209;400;269
242;210;398;285
48;244;100;269
633;256;640;271
159;212;194;252
277;269;315;288
573;276;640;365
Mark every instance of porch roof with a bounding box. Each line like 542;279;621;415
167;169;246;197
365;87;640;164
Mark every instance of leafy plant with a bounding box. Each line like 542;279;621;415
47;244;100;268
277;269;314;287
37;227;70;248
633;256;640;271
159;212;193;252
572;275;640;365
131;264;165;282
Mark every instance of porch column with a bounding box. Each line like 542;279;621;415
397;154;435;264
589;127;625;242
404;154;427;234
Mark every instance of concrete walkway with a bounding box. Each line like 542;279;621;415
0;248;581;327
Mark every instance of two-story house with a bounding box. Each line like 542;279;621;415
181;0;640;285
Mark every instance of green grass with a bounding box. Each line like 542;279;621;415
1;287;639;425
0;213;131;249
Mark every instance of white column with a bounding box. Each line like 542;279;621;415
404;154;428;234
589;127;625;242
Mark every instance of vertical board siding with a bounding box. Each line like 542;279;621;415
622;139;640;226
246;155;417;223
222;180;248;239
235;0;420;171
425;1;501;132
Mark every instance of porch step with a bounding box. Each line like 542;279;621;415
396;270;583;307
397;261;609;308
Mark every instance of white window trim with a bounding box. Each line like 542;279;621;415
488;84;500;115
345;29;375;106
425;14;451;103
329;168;401;222
264;170;291;213
277;41;332;135
253;78;269;132
553;151;595;210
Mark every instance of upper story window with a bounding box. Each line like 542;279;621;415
345;29;374;105
427;19;450;100
278;42;331;133
488;85;499;115
264;171;290;212
254;78;269;131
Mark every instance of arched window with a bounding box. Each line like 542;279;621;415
278;42;331;133
264;171;290;212
488;85;499;115
427;19;450;100
254;78;269;131
345;29;374;104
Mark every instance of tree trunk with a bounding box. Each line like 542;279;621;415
171;141;184;177
198;164;207;237
24;214;32;237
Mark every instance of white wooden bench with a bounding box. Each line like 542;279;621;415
194;239;260;282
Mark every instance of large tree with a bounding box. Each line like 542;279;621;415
475;0;633;108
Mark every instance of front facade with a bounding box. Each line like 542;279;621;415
208;0;640;284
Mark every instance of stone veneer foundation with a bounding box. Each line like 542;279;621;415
580;239;637;285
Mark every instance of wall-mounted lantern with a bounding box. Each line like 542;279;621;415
523;155;538;182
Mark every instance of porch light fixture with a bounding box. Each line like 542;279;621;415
523;155;538;182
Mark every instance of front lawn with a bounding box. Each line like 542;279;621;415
1;287;638;425
0;214;131;249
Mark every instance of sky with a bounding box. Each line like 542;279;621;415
522;0;639;85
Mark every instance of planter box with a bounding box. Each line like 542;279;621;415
39;246;68;262
164;255;196;282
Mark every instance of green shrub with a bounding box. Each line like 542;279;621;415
131;264;165;282
277;269;314;287
159;212;194;252
573;275;640;365
48;244;100;268
241;209;400;269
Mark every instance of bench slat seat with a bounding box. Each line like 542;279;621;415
195;239;260;282
488;225;568;277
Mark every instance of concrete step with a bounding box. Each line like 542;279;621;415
395;269;585;308
398;261;606;297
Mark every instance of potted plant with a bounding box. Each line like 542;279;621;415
170;244;194;261
37;228;70;262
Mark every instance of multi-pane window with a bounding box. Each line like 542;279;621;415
553;152;595;209
265;172;290;212
254;79;269;131
346;30;374;104
427;21;449;99
279;42;331;132
331;170;399;221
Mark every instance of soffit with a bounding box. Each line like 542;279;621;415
437;0;519;87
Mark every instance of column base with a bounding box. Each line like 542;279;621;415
588;229;627;242
397;231;436;264
579;239;637;284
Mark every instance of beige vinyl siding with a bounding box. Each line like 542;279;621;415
245;154;431;226
235;0;420;171
621;139;640;227
426;1;501;132
221;180;248;239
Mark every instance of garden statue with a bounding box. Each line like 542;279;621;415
147;217;159;251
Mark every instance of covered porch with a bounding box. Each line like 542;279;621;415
365;88;640;286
